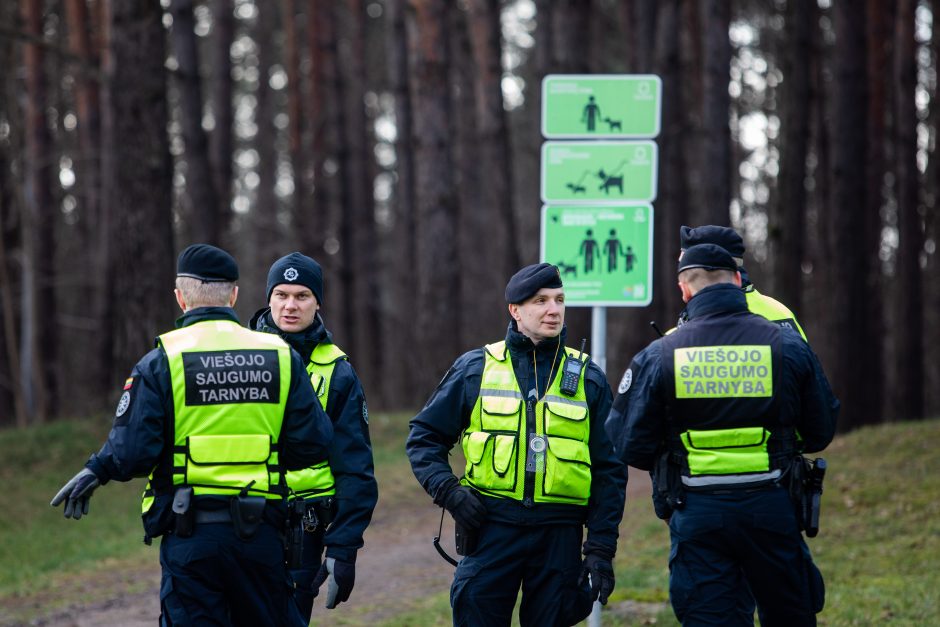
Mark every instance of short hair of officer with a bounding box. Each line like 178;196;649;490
174;276;237;309
676;243;741;302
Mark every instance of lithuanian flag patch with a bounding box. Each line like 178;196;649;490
123;377;135;390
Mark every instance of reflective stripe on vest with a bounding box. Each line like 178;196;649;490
141;320;292;514
679;426;781;487
285;343;347;498
745;287;807;341
460;340;592;505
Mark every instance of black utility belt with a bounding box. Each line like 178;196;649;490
173;488;282;540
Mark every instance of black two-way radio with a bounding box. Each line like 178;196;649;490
560;339;587;396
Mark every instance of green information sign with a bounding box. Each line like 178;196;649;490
541;204;653;307
541;141;658;204
542;74;662;139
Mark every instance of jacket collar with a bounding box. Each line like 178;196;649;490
249;307;332;361
685;283;748;320
176;306;240;328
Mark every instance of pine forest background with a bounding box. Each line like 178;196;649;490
0;0;937;433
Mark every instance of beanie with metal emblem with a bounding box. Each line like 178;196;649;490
176;244;239;282
266;252;324;305
504;263;563;304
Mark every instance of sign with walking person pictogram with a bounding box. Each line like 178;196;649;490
542;74;662;139
541;204;653;306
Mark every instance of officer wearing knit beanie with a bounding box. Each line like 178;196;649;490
266;252;324;305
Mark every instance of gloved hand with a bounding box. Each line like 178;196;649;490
50;468;101;520
312;557;355;609
443;485;486;530
578;552;615;605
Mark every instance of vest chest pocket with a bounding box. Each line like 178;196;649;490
480;396;522;432
543;437;591;500
186;434;272;493
681;427;770;476
543;402;588;440
463;431;518;491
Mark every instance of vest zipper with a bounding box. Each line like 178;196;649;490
523;397;536;507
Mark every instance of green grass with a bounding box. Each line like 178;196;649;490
2;416;940;625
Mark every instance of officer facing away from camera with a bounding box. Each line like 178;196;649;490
407;262;626;626
51;244;333;626
250;252;377;618
606;244;838;626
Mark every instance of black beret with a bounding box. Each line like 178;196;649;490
677;243;739;274
679;225;745;258
177;244;239;282
505;263;563;304
266;252;324;305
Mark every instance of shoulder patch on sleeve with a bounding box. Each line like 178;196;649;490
116;390;132;417
361;400;369;424
618;368;633;395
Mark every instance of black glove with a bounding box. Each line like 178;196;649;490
312;557;355;609
578;552;615;605
50;468;101;520
443;485;486;530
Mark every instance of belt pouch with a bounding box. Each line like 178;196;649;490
172;487;195;537
230;494;266;540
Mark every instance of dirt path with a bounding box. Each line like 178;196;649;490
10;470;652;626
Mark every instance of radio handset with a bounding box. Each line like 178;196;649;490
559;339;587;396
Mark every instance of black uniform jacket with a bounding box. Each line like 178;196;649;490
406;322;626;559
606;283;839;474
86;307;333;525
251;308;378;564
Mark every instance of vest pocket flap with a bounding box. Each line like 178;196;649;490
481;396;522;416
545;402;587;421
188;434;271;465
683;427;768;450
492;435;517;475
464;431;492;464
547;437;591;465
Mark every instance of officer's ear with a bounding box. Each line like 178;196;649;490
508;303;521;322
174;288;187;312
228;285;238;308
677;280;694;304
732;271;742;288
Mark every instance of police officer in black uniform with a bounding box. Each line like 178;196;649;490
407;263;626;626
250;252;377;618
606;244;838;626
51;244;334;626
676;225;807;339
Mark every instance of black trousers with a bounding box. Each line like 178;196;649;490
159;522;306;627
450;521;593;627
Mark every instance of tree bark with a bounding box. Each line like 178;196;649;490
383;0;418;407
335;0;378;390
406;0;461;385
893;0;923;420
20;0;55;422
209;0;234;243
828;3;870;429
170;0;220;245
698;0;731;225
770;0;813;312
103;0;175;385
282;0;306;251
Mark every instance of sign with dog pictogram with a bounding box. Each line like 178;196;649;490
542;74;662;139
541;204;653;306
541;141;658;204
